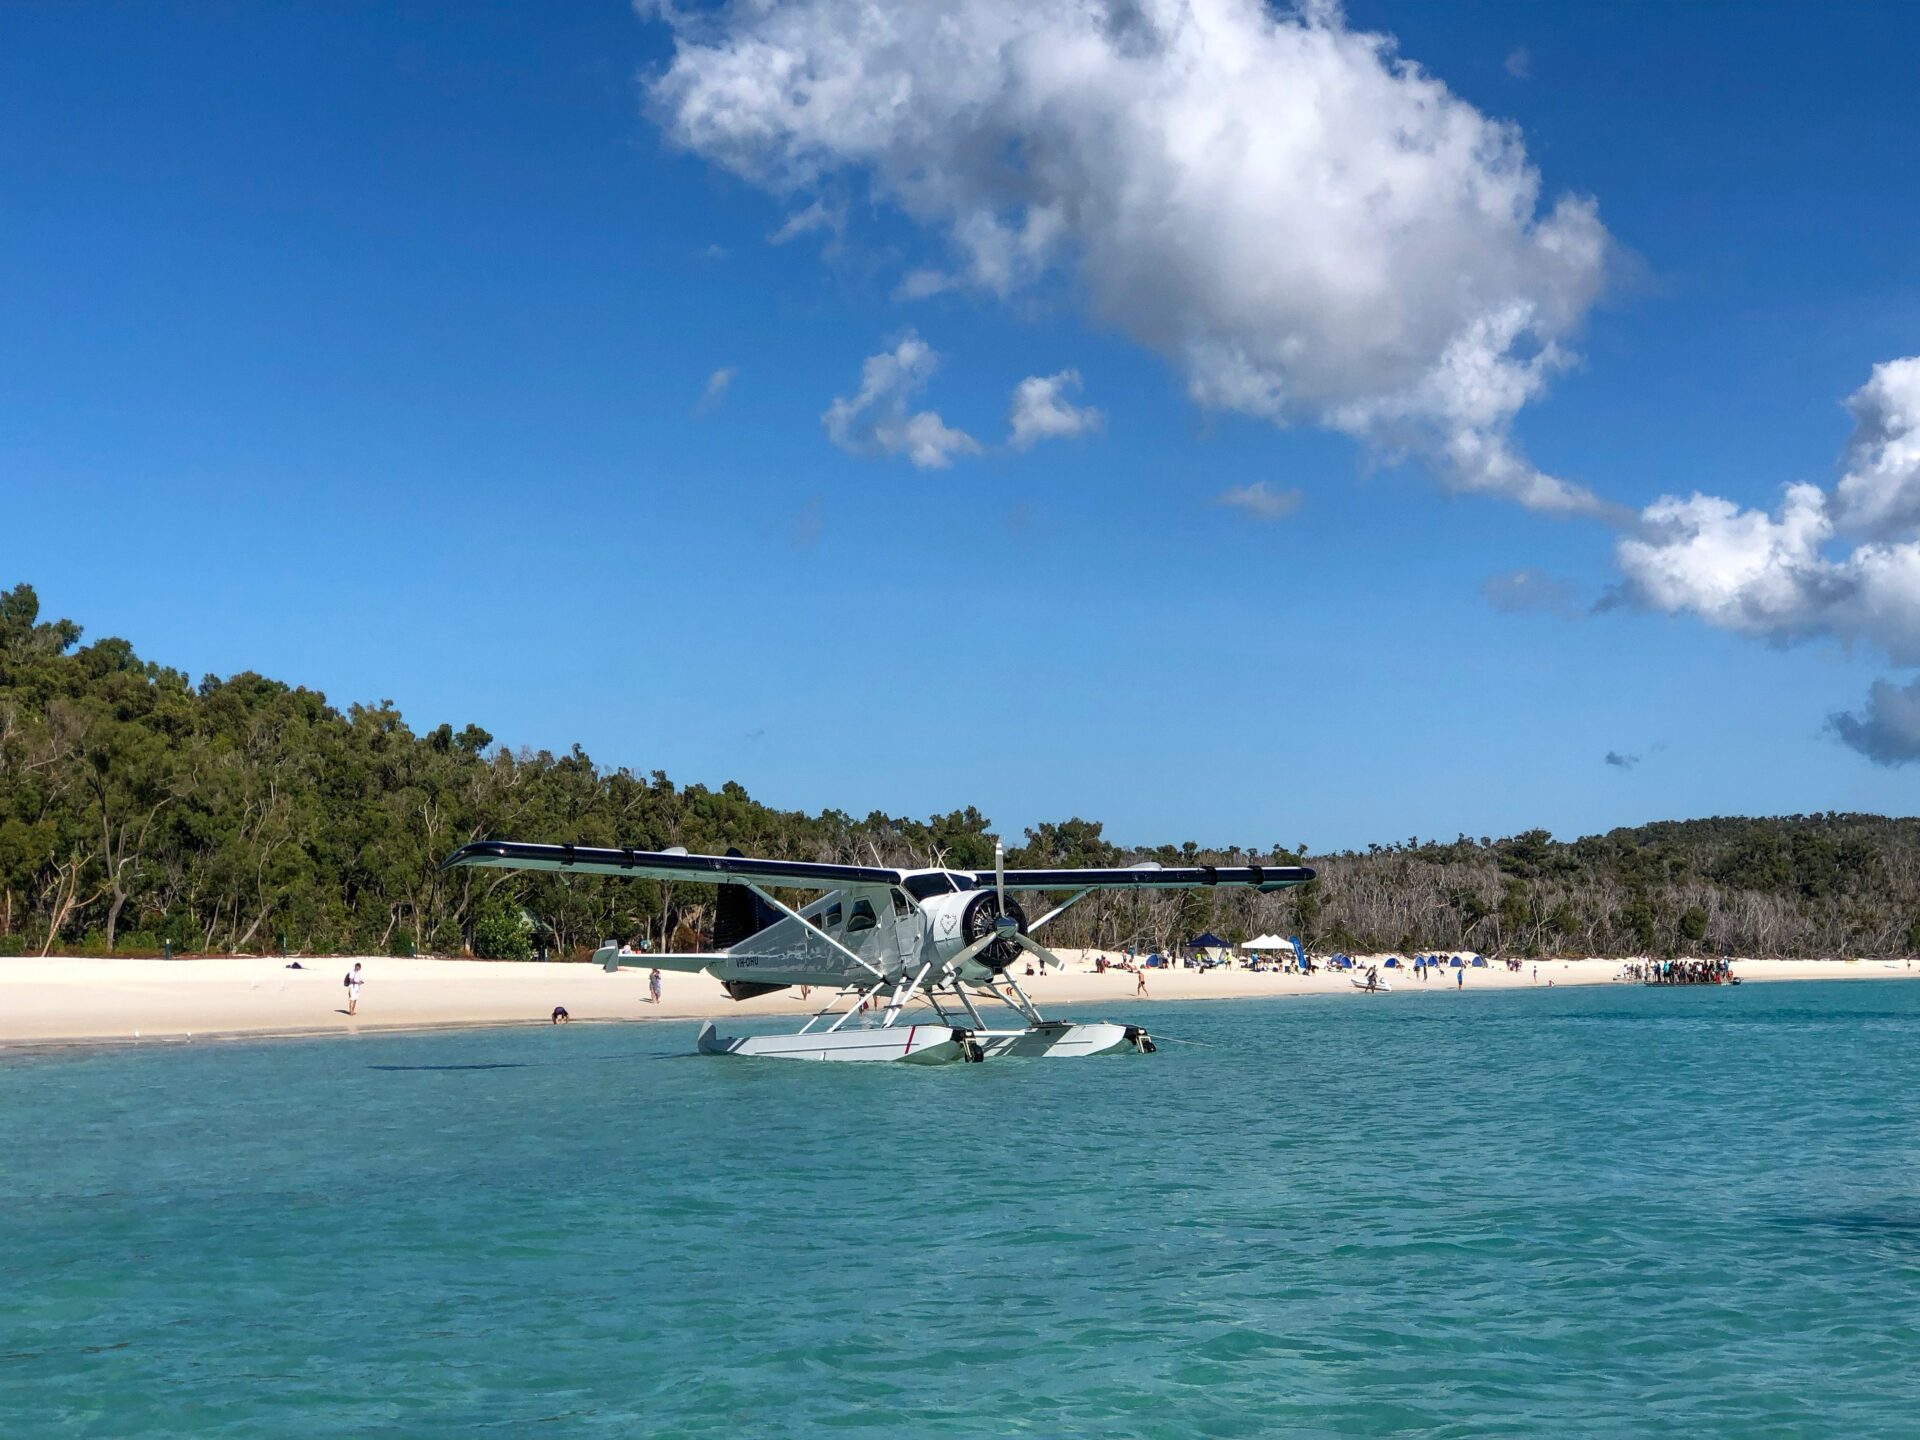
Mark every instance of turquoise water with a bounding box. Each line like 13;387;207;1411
5;981;1920;1436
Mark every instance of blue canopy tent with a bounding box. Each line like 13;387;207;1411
1186;932;1229;949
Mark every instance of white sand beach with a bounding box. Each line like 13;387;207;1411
1;951;1915;1047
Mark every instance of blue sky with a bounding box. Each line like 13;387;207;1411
4;1;1918;852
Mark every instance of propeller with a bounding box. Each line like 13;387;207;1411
993;840;1062;971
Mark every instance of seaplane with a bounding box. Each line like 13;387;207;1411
443;839;1314;1063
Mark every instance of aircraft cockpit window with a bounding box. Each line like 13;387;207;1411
902;874;955;901
949;874;975;890
891;888;912;917
846;899;878;933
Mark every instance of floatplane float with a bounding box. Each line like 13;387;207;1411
443;839;1313;1062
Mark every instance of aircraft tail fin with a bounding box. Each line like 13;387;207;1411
712;847;784;950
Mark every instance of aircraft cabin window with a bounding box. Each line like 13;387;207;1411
846;899;877;933
822;903;842;929
902;874;955;901
891;888;912;917
949;874;975;890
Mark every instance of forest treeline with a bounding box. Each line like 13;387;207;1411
2;583;1915;961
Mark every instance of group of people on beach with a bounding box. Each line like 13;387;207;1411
1627;958;1735;986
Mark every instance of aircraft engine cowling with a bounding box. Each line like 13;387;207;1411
959;889;1027;971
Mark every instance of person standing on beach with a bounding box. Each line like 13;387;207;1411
1135;967;1149;998
649;968;662;1005
345;962;364;1015
1456;967;1463;990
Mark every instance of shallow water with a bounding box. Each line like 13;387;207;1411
5;981;1919;1436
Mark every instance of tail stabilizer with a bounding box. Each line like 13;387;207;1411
592;941;709;974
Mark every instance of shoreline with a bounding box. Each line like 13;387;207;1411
2;952;1915;1052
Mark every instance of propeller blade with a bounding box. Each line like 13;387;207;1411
1011;931;1067;971
947;930;1006;970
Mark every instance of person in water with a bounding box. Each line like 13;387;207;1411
551;1006;570;1024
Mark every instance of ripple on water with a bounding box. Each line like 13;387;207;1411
4;980;1920;1435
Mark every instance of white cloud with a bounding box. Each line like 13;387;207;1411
1214;482;1304;522
1504;46;1531;80
895;268;957;300
647;0;1612;515
1008;369;1103;450
1481;567;1579;615
694;365;737;415
1613;358;1920;667
768;198;843;245
1832;356;1920;539
822;333;980;469
1830;675;1920;766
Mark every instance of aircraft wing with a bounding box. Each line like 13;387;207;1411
442;839;905;890
967;863;1314;892
442;841;1314;893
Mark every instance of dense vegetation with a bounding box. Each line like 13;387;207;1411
2;583;1914;961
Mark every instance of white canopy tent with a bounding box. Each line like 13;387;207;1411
1243;934;1294;951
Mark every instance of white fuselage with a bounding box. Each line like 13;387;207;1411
705;870;1011;991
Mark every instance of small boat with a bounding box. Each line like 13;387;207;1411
1350;969;1392;993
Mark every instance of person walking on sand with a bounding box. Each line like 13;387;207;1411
649;968;662;1005
345;962;364;1015
1135;967;1149;998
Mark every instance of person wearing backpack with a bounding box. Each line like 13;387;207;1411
345;962;364;1015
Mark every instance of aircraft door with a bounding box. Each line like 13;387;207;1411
890;887;924;972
